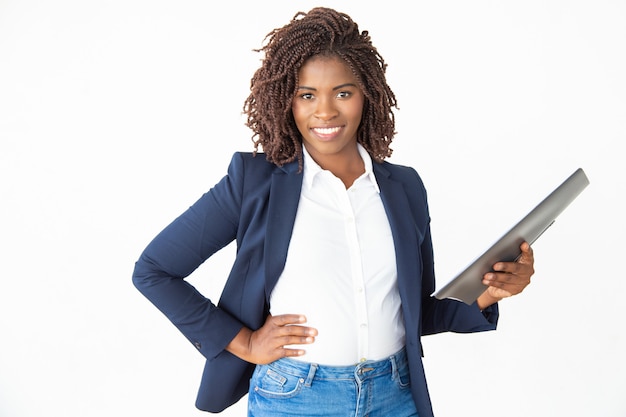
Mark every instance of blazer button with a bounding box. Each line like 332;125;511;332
194;342;202;350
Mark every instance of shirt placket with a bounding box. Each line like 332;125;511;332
340;183;369;363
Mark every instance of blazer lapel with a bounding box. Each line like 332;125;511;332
264;161;303;303
373;164;423;324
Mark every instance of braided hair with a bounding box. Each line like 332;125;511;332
243;7;398;168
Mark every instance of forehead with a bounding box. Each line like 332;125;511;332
297;55;358;84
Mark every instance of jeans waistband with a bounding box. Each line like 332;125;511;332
267;347;408;384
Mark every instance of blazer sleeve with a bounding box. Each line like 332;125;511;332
420;222;499;335
132;153;247;359
402;166;499;335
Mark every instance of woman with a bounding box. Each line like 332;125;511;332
132;7;534;417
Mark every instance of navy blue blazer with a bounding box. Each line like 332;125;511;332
133;152;498;417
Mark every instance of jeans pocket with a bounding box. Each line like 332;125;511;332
251;364;306;399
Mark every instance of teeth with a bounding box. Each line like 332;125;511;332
313;127;341;135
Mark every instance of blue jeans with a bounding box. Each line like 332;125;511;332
247;348;419;417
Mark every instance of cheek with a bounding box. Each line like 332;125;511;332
348;95;365;120
291;102;311;127
347;103;364;124
290;105;307;134
291;101;303;121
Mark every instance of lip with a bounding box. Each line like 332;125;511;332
310;126;343;141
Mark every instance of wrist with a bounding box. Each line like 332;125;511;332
477;290;501;311
225;326;253;361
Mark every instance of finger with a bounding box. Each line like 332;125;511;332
270;335;317;361
279;347;308;358
276;334;317;347
518;242;534;264
484;274;523;287
270;314;308;326
274;324;318;339
270;315;318;339
492;261;533;276
492;242;534;272
483;271;529;287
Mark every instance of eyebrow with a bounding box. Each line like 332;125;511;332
296;83;358;91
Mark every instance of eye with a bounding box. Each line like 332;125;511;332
336;91;352;99
298;92;314;100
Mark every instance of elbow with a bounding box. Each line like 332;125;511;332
132;255;156;294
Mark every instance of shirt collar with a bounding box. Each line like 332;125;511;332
302;143;380;193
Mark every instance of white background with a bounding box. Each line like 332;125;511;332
1;0;624;416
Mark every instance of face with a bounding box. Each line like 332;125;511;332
292;55;365;167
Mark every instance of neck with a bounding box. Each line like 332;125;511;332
314;152;365;189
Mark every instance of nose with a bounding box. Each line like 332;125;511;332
314;97;338;121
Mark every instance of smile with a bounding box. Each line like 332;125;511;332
311;126;343;139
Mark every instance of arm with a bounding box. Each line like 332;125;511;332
395;165;500;335
402;166;535;334
132;154;246;359
133;153;318;363
420;223;500;335
421;233;535;333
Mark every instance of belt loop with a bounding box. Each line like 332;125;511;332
389;347;406;380
304;363;318;387
390;352;399;379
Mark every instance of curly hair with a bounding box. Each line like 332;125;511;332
243;7;398;168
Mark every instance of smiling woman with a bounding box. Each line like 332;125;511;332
132;6;535;417
1;0;623;416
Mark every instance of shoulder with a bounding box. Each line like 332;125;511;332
228;152;272;170
223;152;300;195
224;152;277;184
228;152;296;176
376;160;426;190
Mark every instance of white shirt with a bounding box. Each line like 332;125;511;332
269;144;405;365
